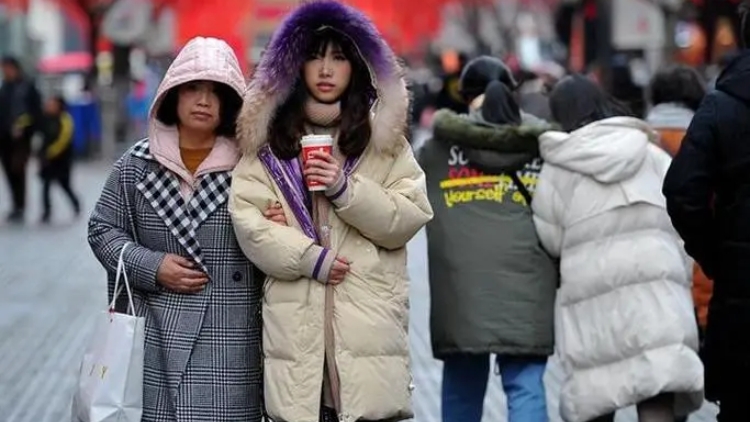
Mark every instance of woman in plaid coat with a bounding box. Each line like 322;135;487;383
87;37;263;421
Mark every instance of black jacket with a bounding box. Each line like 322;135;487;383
663;50;750;400
0;77;41;142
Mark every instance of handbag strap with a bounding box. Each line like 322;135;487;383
509;172;533;206
110;242;136;316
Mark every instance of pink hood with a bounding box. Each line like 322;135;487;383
148;37;247;193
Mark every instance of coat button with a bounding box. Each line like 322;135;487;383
232;271;242;282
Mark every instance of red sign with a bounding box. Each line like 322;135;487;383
255;4;294;21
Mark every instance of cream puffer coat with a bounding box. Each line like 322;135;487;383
228;4;433;422
230;140;430;422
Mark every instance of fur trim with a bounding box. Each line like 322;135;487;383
237;0;409;156
432;109;553;154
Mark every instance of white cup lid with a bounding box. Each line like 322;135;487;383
301;134;334;146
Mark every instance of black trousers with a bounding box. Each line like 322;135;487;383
0;141;28;212
41;168;80;217
320;406;339;422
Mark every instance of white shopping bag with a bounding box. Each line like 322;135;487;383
72;243;145;422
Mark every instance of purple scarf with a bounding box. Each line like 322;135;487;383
258;145;360;242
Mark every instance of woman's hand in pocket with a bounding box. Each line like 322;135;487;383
264;201;288;226
156;254;208;293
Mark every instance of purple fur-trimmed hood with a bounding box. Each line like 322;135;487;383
237;0;409;156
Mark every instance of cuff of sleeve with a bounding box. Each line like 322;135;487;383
300;245;336;284
325;174;350;208
129;246;167;292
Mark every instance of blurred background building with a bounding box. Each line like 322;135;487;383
0;0;744;159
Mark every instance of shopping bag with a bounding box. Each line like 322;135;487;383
72;243;145;422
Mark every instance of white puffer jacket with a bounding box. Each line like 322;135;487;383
532;117;704;422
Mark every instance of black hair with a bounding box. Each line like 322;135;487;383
267;28;375;160
649;64;706;111
155;81;242;138
550;74;634;132
459;56;518;103
481;80;521;126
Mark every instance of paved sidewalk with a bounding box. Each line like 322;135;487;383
0;161;112;422
0;159;718;421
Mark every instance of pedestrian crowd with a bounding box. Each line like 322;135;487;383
3;1;749;422
0;57;80;223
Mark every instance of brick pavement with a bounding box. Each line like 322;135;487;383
0;159;718;422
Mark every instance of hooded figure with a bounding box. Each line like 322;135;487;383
229;2;433;422
534;75;703;422
459;56;549;127
88;37;263;421
418;74;559;421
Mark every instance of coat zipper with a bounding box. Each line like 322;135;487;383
325;279;342;411
315;193;342;413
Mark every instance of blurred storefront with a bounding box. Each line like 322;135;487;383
246;0;444;61
696;0;742;64
173;0;255;73
0;3;38;73
558;0;743;72
248;0;298;68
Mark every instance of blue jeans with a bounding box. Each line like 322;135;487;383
442;354;548;422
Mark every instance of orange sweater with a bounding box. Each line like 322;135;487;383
180;147;212;174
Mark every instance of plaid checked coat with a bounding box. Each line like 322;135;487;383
87;37;263;422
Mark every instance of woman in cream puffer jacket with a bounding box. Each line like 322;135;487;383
532;75;704;422
228;2;433;422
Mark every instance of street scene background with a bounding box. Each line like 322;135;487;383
0;0;742;420
0;157;720;422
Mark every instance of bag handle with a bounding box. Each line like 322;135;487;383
110;242;136;316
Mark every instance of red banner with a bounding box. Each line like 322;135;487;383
345;0;445;54
174;0;254;72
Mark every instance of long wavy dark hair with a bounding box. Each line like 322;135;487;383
268;28;376;160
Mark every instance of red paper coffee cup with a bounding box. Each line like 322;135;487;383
300;134;334;191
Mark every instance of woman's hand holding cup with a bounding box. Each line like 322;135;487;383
300;134;338;191
303;150;342;189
